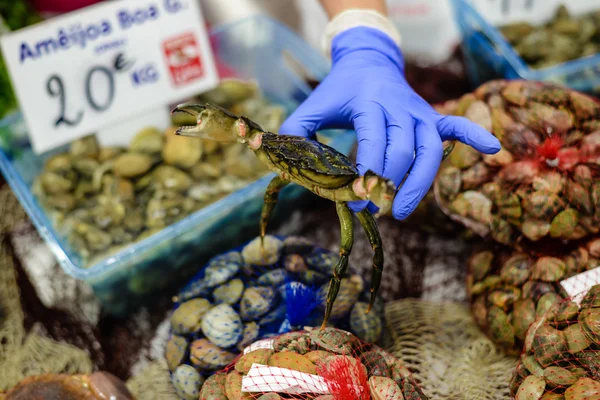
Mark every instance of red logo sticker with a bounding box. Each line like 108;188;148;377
162;32;205;86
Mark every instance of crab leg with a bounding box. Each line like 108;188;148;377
356;208;383;314
260;175;290;253
321;201;354;330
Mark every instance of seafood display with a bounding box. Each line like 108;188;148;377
510;284;600;399
172;101;456;329
1;372;133;399
31;80;285;267
467;236;600;355
166;235;384;399
199;327;428;400
499;5;600;70
434;79;600;245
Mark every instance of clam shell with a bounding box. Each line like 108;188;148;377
257;269;288;287
240;287;277;321
170;298;212;335
282;236;315;255
213;279;244;305
369;376;404;400
172;364;204;400
259;303;286;326
199;373;228;400
175;280;211;303
201;304;243;348
236;322;260;352
284;254;308;273
350;301;382;343
190;338;237;371
242;235;283;266
318;275;363;320
165;335;189;372
304;249;338;275
203;252;242;288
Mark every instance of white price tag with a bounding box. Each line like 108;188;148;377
242;363;329;394
560;266;600;305
243;338;274;355
0;0;219;154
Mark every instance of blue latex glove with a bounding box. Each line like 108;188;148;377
279;26;501;220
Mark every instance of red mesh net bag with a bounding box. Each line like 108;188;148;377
510;283;600;399
433;79;600;246
467;236;600;356
198;327;428;400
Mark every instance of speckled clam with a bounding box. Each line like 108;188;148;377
257;268;288;287
190;338;237;371
350;301;383;343
202;252;242;288
172;364;204;400
201;304;243;348
212;279;244;305
240;286;277;321
318;274;364;320
165;335;189;372
170;298;211;335
242;235;283;265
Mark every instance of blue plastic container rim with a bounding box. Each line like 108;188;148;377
0;15;345;282
452;0;600;81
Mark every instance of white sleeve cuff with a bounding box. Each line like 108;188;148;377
320;9;402;58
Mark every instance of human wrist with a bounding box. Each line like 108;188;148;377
329;26;405;72
321;9;402;58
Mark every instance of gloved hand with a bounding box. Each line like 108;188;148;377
279;26;501;220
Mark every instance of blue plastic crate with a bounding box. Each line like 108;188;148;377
0;15;356;316
451;0;600;94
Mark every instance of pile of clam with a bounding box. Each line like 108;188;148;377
468;236;600;355
499;5;600;70
32;80;285;267
510;284;600;400
434;80;600;246
165;235;384;400
197;327;428;400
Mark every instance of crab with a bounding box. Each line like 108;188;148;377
171;103;455;329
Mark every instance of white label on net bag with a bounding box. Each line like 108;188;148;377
560;265;600;305
243;338;274;355
242;363;330;394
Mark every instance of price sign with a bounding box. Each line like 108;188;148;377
0;0;219;154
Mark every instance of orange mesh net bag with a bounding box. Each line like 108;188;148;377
197;327;428;400
510;282;600;399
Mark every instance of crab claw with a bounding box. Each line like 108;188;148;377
171;102;239;142
171;103;207;117
352;171;396;217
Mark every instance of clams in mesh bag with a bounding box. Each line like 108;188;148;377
165;235;385;399
510;283;600;400
468;236;600;355
433;79;600;245
200;326;428;400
